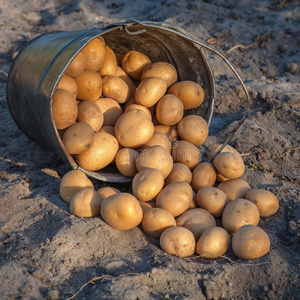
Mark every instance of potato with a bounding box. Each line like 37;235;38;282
188;192;199;210
245;189;279;218
222;198;260;235
139;200;156;213
99;126;116;137
156;182;193;217
98;46;118;76
135;77;167;107
176;208;216;240
132;168;164;201
191;162;217;192
65;50;87;78
74;70;103;101
115;148;139;177
196;186;229;218
172;140;202;170
142;208;176;238
165;163;192;186
217;179;251;201
154;125;178;141
100;193;143;230
207;144;240;161
121;50;152;81
216;173;230;183
177;115;209;146
60;170;94;204
76;131;119;171
62;122;94;154
213;152;245;179
138;132;171;153
232;225;270;259
167;80;205;109
70;187;102;218
52;89;78;130
57;74;78;99
96;186;120;200
141;62;178;87
124;104;152;120
160;226;195;257
102;75;131;103
95;98;123;126
136;145;173;179
115;66;136;95
114;109;154;148
156;94;184;126
82;38;106;71
77;100;104;132
196;227;230;259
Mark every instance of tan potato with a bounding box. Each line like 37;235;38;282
136;145;173;179
138;132;171;153
207;144;240;161
172;140;202;170
213;152;245;179
216;173;230;183
121;50;152;81
188;192;199;210
154;125;178;141
115;148;139;177
114;109;154;148
217;179;251;201
57;74;78;99
124;104;152;120
96;35;106;45
96;186;120;206
65;51;87;78
245;189;279;218
99;125;115;136
102;75;131;103
132;168;164;202
141;62;178;87
52;89;78;130
76;131;119;171
100;193;143;230
142;208;176;238
74;70;103;101
135;77;167;107
167;80;205;110
98;46;118;76
196;227;230;259
222;198;260;235
95;98;123;126
70;187;102;218
139;200;156;213
191;162;217;192
160;226;196;257
62;122;94;154
156;182;193;217
60;170;94;204
156;94;184;126
115;66;137;95
82;38;106;71
196;186;229;218
176;208;216;240
165;163;192;186
177;115;209;146
77;100;104;132
232;225;270;260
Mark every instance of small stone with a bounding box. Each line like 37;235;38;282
286;63;298;74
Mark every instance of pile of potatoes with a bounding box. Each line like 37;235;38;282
56;35;279;260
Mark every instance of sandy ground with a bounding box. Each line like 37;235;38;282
0;0;299;299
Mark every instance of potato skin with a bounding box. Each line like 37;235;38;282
82;38;106;71
232;225;270;259
102;75;131;103
191;162;217;192
65;50;87;78
115;148;139;177
217;179;251;201
165;163;192;186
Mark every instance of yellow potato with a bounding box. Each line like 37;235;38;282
139;200;156;213
138;131;171;153
60;170;94;204
99;125;115;136
115;148;139;177
176;208;216;240
167;80;205;109
62;122;94;154
154;125;178;141
100;193;143;230
57;74;78;99
191;162;217;192
165;163;192;186
142;208;176;238
136;145;173;179
95;98;123;126
207;144;240;160
76;131;119;171
217;179;251;201
160;226;196;257
132;168;164;201
82;38;106;71
96;186;120;206
65;50;87;78
124;104;152;120
77;100;104;132
98;46;118;76
115;66;137;95
52;89;78;130
102;75;131;103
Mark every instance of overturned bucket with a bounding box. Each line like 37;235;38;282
6;20;249;183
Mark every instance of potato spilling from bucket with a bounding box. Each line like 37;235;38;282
56;35;277;261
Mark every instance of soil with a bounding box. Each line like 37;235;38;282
0;0;299;299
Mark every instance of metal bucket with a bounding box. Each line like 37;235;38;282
6;20;250;183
